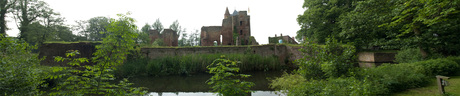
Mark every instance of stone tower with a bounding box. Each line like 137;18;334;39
221;8;251;45
201;8;252;46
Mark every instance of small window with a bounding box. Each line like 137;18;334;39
240;21;243;26
240;30;243;35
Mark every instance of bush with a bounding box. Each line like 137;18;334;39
395;48;424;63
269;73;306;95
446;56;460;65
0;36;45;95
361;63;429;93
410;58;459;76
296;37;357;79
287;77;384;96
206;56;254;96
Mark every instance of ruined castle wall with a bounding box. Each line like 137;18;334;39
162;29;179;46
141;44;301;66
149;30;160;44
201;26;222;46
237;11;250;45
39;42;100;66
221;18;234;45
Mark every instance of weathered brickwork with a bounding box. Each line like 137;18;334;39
201;8;255;46
149;29;179;46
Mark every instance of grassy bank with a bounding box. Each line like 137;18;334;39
114;53;284;77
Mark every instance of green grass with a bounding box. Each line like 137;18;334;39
394;76;460;96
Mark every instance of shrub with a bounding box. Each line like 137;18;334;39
395;48;424;63
48;14;147;95
446;56;460;65
410;58;459;76
296;37;357;79
287;77;384;96
207;55;254;96
0;35;45;95
269;73;306;95
360;63;429;93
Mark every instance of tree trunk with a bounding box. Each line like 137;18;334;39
413;25;428;58
0;10;6;35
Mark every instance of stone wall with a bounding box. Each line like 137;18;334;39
39;42;100;66
148;29;179;46
201;26;222;46
162;29;179;46
141;44;302;66
357;52;396;67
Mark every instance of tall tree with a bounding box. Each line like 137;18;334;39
138;23;151;44
38;9;64;43
178;32;188;46
151;18;163;33
382;0;460;56
87;16;109;41
140;23;151;33
297;0;358;43
14;0;50;41
0;0;17;35
338;0;398;49
52;25;75;41
187;29;200;46
72;20;89;40
169;20;183;35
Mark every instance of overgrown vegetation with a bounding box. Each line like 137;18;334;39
206;55;254;96
270;37;460;96
115;53;282;77
297;0;460;56
47;13;146;95
296;37;356;79
0;34;45;95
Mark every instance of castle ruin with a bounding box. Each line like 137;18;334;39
201;8;255;46
149;29;179;46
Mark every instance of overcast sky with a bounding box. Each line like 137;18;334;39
6;0;305;44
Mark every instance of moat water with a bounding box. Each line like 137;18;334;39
129;71;287;96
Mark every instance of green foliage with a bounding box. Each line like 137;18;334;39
152;18;163;33
296;37;357;79
206;55;254;96
115;53;282;77
360;63;428;93
49;50;146;96
288;77;383;96
0;35;45;95
152;39;164;46
379;0;460;55
169;20;183;35
297;0;358;43
410;58;459;76
298;0;460;55
137;23;152;45
48;13;146;95
87;16;110;41
269;73;306;95
338;0;398;49
446;56;460;66
395;48;424;63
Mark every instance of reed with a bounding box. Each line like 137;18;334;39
115;53;283;77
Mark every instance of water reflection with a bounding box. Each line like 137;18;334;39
147;91;284;96
129;71;286;96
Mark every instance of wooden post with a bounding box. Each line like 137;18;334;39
436;75;450;94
